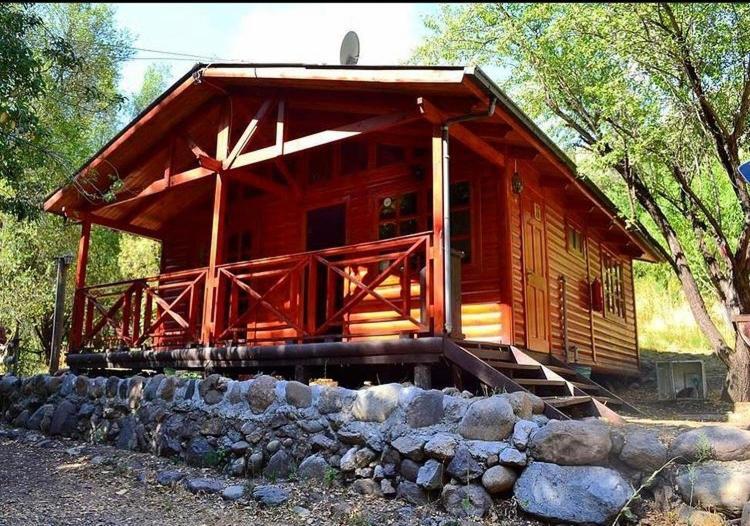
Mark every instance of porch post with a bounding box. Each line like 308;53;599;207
69;220;91;353
201;173;228;345
201;100;231;346
431;126;446;334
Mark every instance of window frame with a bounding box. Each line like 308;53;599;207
565;220;586;260
375;188;426;241
600;248;626;322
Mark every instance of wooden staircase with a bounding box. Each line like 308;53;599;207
443;339;640;422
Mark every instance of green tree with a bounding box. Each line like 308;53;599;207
0;4;132;373
417;3;750;401
128;63;172;118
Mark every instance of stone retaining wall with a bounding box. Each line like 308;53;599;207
2;372;750;525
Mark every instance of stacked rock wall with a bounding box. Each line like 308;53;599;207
2;372;750;525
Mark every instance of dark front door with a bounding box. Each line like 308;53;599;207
306;204;347;331
306;204;346;250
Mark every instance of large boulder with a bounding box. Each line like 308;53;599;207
298;454;329;481
676;460;750;516
670;426;750;463
396;480;427;505
405;390;444;428
441;483;493;518
285;381;312;408
482;465;517;494
514;462;632;525
184;436;216;467
391;435;425;461
264;449;293;480
246;375;277;413
458;396;515;441
416;459;444;490
184;477;224;495
529;420;611;465
446;445;483;483
351;384;401;422
424;433;458;460
252;484;289;507
619;429;668;471
49;400;78;436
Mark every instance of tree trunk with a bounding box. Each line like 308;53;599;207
723;333;750;403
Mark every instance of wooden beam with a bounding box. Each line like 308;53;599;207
225;98;275;169
184;134;223;172
69;221;91;352
229;109;421;172
202;174;227;344
93;166;215;216
418;97;505;168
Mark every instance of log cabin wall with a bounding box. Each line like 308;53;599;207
156;117;637;374
158;134;514;343
507;158;639;375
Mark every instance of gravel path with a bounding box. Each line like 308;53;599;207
0;427;543;526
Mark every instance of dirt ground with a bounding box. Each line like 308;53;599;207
602;349;750;430
0;426;544;526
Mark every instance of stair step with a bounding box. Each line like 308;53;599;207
483;361;542;372
544;396;593;408
544;364;579;376
514;378;567;387
571;381;603;392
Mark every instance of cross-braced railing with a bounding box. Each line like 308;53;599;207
72;233;434;351
74;268;207;351
214;233;433;346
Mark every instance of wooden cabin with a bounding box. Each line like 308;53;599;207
44;65;662;417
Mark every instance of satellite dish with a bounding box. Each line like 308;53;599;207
340;31;360;65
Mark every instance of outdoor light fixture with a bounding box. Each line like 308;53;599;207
511;160;523;194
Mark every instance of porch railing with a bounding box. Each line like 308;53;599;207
214;232;433;345
72;233;434;351
75;268;207;351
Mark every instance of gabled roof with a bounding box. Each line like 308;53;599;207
43;63;664;262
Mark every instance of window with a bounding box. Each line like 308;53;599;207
450;181;472;263
378;191;420;239
566;223;585;258
601;251;625;320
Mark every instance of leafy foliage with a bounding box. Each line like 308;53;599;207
417;3;750;400
0;4;152;373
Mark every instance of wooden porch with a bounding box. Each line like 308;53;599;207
71;233;438;352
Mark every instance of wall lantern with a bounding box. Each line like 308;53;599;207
511;160;523;194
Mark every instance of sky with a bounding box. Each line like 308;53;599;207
113;3;441;95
